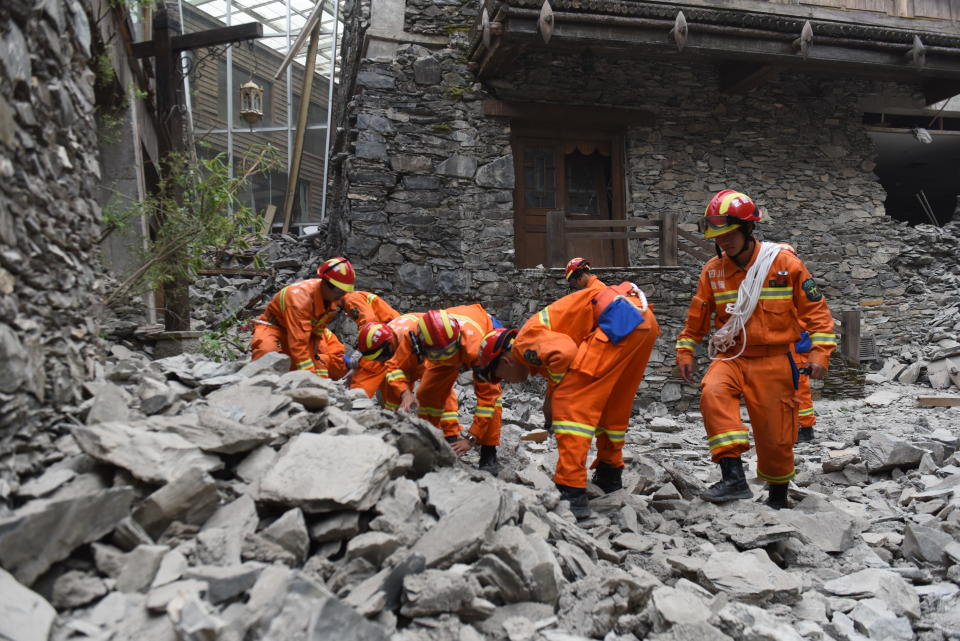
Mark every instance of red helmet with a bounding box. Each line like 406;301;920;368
474;328;518;383
357;322;395;361
564;257;591;281
701;190;763;239
317;257;356;292
417;310;461;361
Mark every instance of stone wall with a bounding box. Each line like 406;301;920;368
0;2;103;451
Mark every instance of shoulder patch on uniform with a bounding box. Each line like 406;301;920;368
523;349;542;366
349;307;360;319
802;278;822;302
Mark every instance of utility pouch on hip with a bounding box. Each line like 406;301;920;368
597;297;644;345
787;351;799;391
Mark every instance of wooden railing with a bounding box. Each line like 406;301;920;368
545;211;712;268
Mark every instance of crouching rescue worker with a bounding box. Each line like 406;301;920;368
414;307;503;475
250;257;355;378
676;190;836;509
341;290;401;391
564;257;605;292
475;282;660;519
351;315;458;420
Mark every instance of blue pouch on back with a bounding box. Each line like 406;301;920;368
794;331;811;354
597;297;644;345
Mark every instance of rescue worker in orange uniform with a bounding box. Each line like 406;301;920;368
251;257;355;378
413;307;503;474
676;190;836;509
351;315;458;420
777;243;818;444
475;282;660;519
341;291;401;394
564;257;606;292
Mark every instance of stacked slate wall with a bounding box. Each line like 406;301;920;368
333;4;958;403
0;2;103;453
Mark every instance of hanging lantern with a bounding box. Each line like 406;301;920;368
239;80;264;126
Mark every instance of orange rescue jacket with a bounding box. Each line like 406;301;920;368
675;241;837;368
382;313;427;395
258;279;340;373
341;291;401;328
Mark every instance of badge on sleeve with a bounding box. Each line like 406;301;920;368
524;349;542;366
802;278;822;302
349;307;360;320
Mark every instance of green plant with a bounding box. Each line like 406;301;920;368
105;145;281;306
432;123;452;133
198;317;251;362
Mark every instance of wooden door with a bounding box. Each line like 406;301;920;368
513;131;626;269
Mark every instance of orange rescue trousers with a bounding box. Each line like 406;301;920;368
550;313;660;488
700;351;799;484
417;364;502;445
793;351;816;428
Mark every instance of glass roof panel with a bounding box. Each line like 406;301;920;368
183;0;342;80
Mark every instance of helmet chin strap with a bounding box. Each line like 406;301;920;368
715;224;754;262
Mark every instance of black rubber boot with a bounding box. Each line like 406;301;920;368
701;457;754;503
797;427;815;443
767;483;789;510
592;462;623;494
556;484;591;520
478;445;500;475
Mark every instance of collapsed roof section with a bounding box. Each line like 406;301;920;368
469;0;960;104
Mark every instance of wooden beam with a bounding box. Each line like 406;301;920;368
489;12;960;81
660;213;678;267
545;210;567;269
281;21;321;234
484;99;654;126
273;0;328;80
719;62;781;93
132;22;263;57
917;396;960;407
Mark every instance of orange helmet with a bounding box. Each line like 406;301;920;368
417;310;461;361
316;257;356;292
474;328;518;383
564;257;591;281
701;190;763;239
357;322;395;361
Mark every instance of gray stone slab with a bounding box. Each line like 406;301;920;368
72;421;222;484
822;568;920;620
0;487;133;585
860;434;927;473
411;484;501;568
0;568;56;641
205;381;293;426
133;467;219;539
51;570;109;608
84;381;133;424
902;523;953;564
148;410;273;454
310;511;361;543
261;508;310;562
184;563;262;603
203;494;259;537
235;445;278;484
258;433;398;512
116;544;169;593
699;549;802;604
16;467;76;499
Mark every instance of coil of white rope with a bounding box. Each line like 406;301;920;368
708;241;783;361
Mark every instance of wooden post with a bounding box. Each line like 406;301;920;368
659;213;678;267
281;21;321;234
840;309;861;365
546;210;567;269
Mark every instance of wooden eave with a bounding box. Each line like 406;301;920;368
470;1;960;103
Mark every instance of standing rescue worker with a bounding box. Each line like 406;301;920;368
564;257;606;292
341;291;401;394
475;282;660;519
251;257;355;378
776;243;818;444
676;190;836;509
414;306;503;474
352;315;458;419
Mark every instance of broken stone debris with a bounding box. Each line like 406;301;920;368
3;339;960;641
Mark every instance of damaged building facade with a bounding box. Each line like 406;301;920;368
332;0;960;401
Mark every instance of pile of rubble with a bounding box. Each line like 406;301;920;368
1;344;959;640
